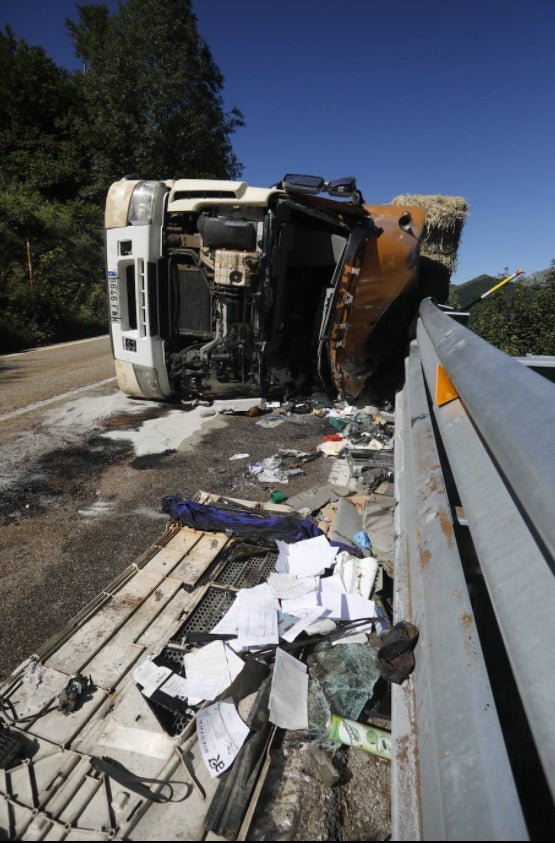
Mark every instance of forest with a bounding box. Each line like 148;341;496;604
1;0;553;359
0;0;243;353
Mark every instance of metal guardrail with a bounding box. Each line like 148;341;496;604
392;299;555;840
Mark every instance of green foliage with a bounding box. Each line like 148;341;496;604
468;269;555;356
0;182;107;351
0;1;244;351
66;0;244;199
0;26;87;200
449;274;497;309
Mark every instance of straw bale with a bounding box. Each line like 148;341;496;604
391;194;469;274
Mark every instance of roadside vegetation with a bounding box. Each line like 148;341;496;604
0;0;243;352
1;1;552;359
449;265;555;356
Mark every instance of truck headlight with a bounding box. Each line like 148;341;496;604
128;180;160;225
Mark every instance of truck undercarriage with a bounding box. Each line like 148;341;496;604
106;176;457;404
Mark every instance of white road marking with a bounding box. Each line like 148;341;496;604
0;378;117;422
0;335;110;359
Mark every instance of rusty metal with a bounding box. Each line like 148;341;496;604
328;205;426;398
393;339;527;840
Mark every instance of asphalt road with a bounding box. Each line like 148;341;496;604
0;334;115;421
0;342;336;681
0;339;391;841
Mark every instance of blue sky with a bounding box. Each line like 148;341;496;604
2;0;555;284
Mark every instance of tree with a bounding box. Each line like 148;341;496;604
469;273;555;356
66;0;244;199
0;183;106;351
0;26;86;200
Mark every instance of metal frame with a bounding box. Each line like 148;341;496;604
392;299;555;839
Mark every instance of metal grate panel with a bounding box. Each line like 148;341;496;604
175;265;212;336
196;544;278;590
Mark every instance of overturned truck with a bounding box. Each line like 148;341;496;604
105;175;467;403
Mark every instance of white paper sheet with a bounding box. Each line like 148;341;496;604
277;611;302;638
318;575;376;621
238;606;278;650
132;660;172;697
317;439;348;457
280;589;320;615
184;641;245;705
275;534;337;578
196;698;250;777
318;575;348;618
159;672;189;700
161;671;224;702
268;648;308;730
211;599;241;637
280;607;326;643
267;572;318;600
238;582;281;609
342;592;376;621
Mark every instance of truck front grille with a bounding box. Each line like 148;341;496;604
175;265;212;337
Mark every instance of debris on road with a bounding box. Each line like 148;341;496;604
0;399;406;840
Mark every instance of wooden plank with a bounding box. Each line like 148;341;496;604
135;588;200;651
47;570;165;674
170;533;230;589
164;527;204;555
81;577;184;691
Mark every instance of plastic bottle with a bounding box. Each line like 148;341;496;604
326;713;391;760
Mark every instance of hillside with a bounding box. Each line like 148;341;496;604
450;266;553;309
450;274;497;309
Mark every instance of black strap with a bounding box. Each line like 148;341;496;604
91;756;173;803
378;621;419;684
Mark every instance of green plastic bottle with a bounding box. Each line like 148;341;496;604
327;713;391;760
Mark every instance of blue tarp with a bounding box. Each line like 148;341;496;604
161;494;361;554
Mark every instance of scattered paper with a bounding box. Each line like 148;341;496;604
229;453;250;460
276;534;337;578
159;672;189;700
343;592;376;621
277;611;302;638
248;456;289;483
268;572;318;600
238;606;278;650
280;589;319;615
317;440;348;457
280;607;326;643
184;641;245;704
318;575;347;618
255;415;286;428
162;672;223;702
133;660;172;697
197;698;250;777
318;575;376;621
210;584;280;652
268;648;308;730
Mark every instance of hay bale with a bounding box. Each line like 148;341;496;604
391;194;469;276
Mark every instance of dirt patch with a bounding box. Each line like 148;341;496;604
101;405;171;430
0;437;133;523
